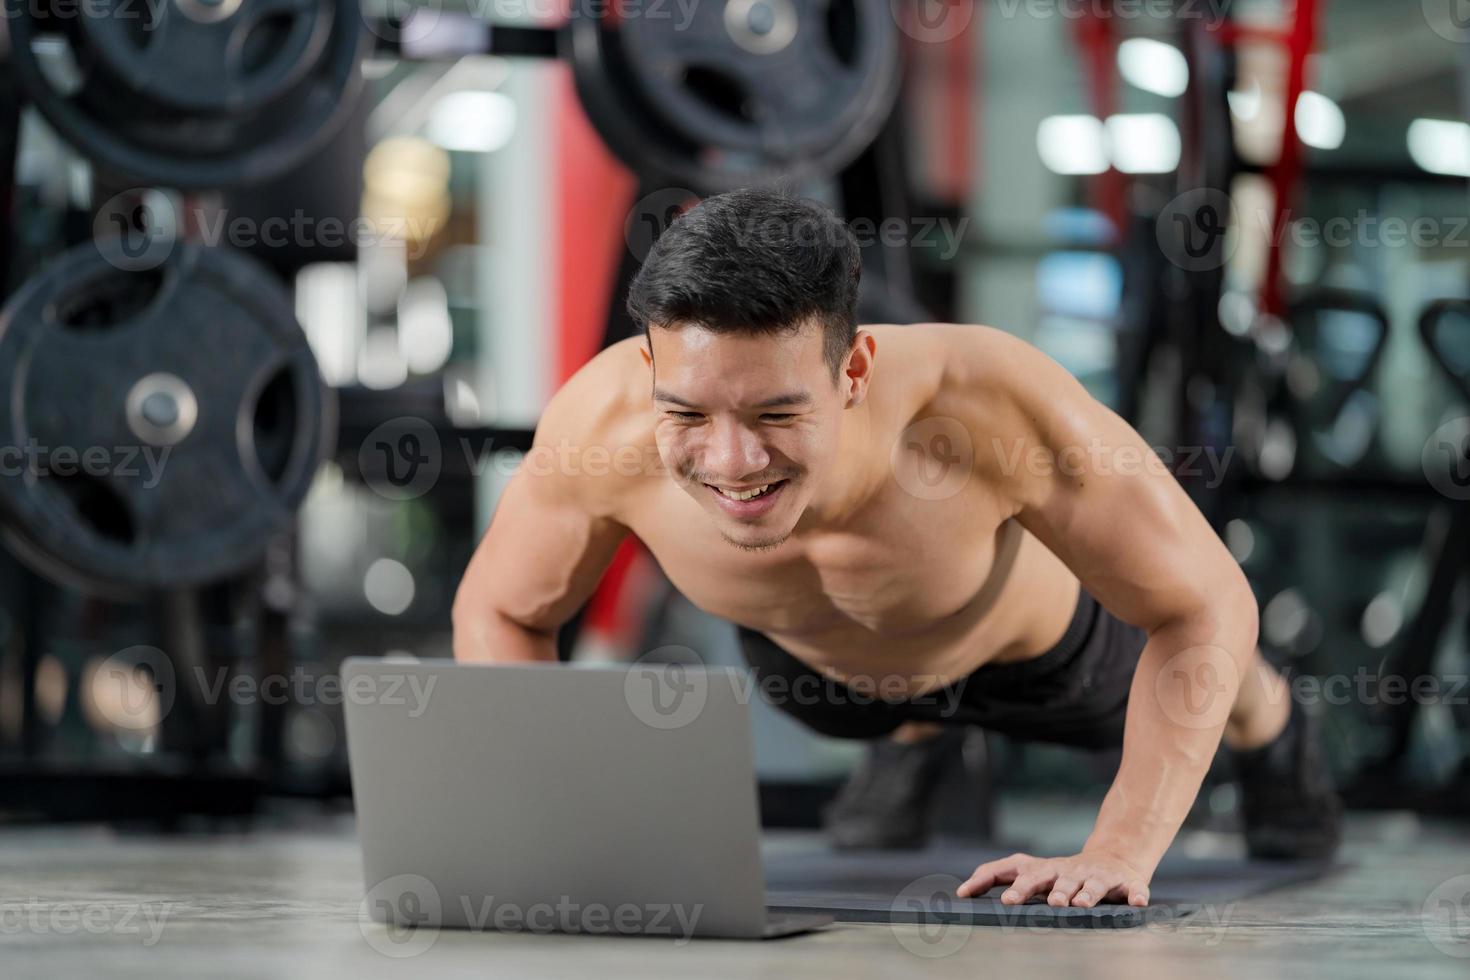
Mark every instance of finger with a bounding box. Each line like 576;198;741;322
1127;881;1150;907
957;855;1027;898
956;870;994;899
958;864;1019;898
1002;868;1057;906
1072;876;1119;908
956;871;992;899
1048;876;1083;908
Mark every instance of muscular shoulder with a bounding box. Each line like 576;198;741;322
915;324;1099;495
526;337;658;520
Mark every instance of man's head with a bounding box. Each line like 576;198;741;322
626;189;874;553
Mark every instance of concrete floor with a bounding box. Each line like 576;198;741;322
1;804;1467;979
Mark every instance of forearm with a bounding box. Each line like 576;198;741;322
452;602;558;663
1084;597;1259;874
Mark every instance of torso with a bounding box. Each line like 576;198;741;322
610;325;1083;697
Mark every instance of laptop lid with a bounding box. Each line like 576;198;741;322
342;659;770;939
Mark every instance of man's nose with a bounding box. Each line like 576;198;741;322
701;421;771;481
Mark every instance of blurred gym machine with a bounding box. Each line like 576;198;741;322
1116;2;1470;812
1350;300;1470;812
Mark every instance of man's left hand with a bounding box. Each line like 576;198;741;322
956;850;1151;908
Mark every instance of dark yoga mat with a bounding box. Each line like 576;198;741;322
764;840;1337;929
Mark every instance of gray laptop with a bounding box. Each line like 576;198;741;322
343;658;831;940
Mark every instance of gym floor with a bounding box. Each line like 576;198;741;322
4;801;1466;978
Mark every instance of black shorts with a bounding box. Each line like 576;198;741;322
735;588;1149;750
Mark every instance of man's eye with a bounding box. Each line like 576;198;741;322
669;411;703;421
760;414;796;423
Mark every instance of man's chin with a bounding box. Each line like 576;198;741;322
717;526;793;553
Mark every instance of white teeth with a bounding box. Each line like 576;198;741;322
716;484;773;501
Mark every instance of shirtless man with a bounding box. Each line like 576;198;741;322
453;189;1340;910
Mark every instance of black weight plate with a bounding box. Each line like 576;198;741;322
623;0;892;158
0;241;328;597
78;0;333;115
3;0;367;189
567;0;900;193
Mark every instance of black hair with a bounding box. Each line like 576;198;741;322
626;188;861;380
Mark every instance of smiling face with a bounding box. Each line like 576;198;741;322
644;320;870;552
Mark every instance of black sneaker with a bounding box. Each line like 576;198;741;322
1234;700;1343;861
823;730;961;851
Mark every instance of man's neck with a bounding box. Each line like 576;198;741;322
793;395;885;535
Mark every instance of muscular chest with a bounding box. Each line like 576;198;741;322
627;478;1010;637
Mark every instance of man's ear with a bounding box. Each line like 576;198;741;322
843;330;877;408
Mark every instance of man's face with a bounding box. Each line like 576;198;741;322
645;322;856;552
